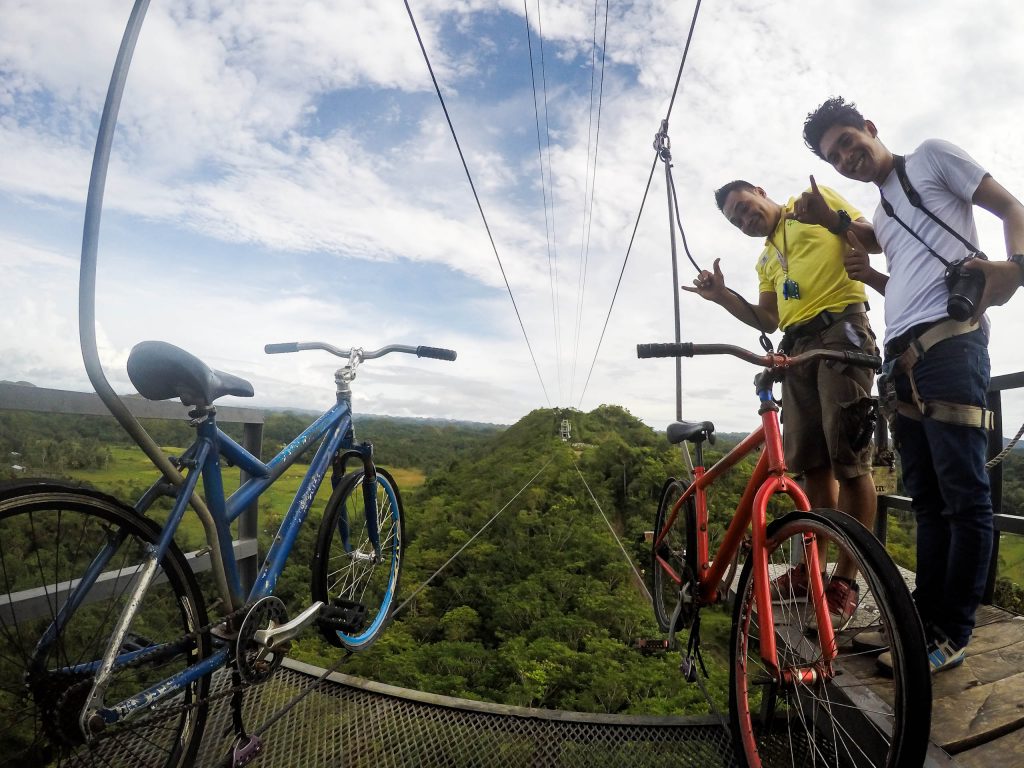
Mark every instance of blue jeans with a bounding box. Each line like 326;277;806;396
889;328;992;648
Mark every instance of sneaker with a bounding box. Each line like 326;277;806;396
852;626;888;653
807;576;859;632
878;634;966;675
770;563;810;602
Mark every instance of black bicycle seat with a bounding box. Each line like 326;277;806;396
666;420;716;446
127;340;254;407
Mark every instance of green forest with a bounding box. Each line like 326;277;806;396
2;405;1023;716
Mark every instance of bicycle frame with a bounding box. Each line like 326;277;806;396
653;386;840;679
48;392;374;729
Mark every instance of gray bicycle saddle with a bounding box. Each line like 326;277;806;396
127;340;254;407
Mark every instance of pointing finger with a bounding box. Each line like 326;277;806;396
809;175;820;195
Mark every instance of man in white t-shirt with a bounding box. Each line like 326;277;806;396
803;96;1024;674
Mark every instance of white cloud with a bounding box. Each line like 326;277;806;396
2;0;1024;433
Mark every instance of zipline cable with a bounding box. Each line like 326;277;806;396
524;0;563;405
571;458;652;604
403;0;552;406
535;0;565;403
576;155;659;407
575;0;704;408
390;457;554;619
570;0;610;405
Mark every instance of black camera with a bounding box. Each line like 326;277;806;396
945;255;986;322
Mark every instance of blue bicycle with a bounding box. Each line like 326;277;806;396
0;338;455;766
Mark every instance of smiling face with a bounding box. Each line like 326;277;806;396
817;120;893;185
721;187;781;238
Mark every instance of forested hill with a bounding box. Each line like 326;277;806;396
296;404;735;715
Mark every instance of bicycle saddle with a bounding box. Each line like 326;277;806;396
666;420;716;445
127;340;254;407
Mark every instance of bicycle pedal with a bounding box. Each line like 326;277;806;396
633;638;670;656
227;734;263;768
318;598;367;634
679;655;699;683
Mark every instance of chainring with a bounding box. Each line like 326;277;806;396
236;596;289;684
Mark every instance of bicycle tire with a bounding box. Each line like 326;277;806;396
0;480;211;768
651;477;697;633
311;468;404;651
729;508;930;768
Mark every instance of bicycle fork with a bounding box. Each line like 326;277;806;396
750;476;837;686
333;444;381;560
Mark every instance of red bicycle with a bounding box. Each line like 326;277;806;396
638;342;930;768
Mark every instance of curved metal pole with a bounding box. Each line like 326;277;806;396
79;0;239;609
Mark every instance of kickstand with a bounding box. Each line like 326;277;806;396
679;613;709;683
224;667;263;768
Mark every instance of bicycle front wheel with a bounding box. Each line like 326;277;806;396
311;468;404;651
729;508;930;768
0;481;211;768
651;478;697;633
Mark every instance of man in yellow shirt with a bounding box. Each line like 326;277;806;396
683;177;879;630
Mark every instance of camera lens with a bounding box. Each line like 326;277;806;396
947;294;972;321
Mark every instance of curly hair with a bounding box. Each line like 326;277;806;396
713;180;756;212
803;97;867;160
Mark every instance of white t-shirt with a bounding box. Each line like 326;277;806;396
873;139;988;344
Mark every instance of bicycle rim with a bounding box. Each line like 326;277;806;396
313;469;404;651
729;508;930;768
0;483;210;768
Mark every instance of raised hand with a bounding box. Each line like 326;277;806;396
843;230;873;282
962;258;1022;322
681;258;727;302
792;175;836;229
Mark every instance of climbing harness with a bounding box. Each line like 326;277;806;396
879;318;994;430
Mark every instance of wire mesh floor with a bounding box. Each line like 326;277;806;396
195;659;738;767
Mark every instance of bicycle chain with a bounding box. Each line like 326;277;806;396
57;601;254;746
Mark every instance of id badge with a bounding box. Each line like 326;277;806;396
782;277;800;300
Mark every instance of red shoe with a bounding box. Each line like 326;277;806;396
811;576;859;632
769;563;810;603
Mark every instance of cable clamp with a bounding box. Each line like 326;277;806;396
654;119;671;161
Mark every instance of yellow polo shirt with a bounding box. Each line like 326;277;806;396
756;186;868;330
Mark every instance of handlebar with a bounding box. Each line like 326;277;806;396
636;342;880;371
264;342;457;362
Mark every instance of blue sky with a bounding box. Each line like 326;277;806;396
3;0;1024;434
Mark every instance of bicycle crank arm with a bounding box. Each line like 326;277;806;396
254;601;324;649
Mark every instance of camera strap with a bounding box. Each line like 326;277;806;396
878;155;981;267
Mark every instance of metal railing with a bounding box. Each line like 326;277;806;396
0;380;263;593
873;370;1024;602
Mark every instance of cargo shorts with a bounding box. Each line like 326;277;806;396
780;312;877;479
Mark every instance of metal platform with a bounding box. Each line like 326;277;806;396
195;659;737;767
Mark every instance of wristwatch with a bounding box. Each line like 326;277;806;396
1009;253;1024;285
829;209;852;235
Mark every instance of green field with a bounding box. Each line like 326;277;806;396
64;445;425;553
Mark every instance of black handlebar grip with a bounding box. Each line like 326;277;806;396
844;351;883;369
636;342;694;359
417;346;458;361
265;343;300;354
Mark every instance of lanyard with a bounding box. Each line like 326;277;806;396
767;211;791;274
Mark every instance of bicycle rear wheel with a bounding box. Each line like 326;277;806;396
729;508;930;768
311;468;404;651
0;481;210;767
651;478;697;633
